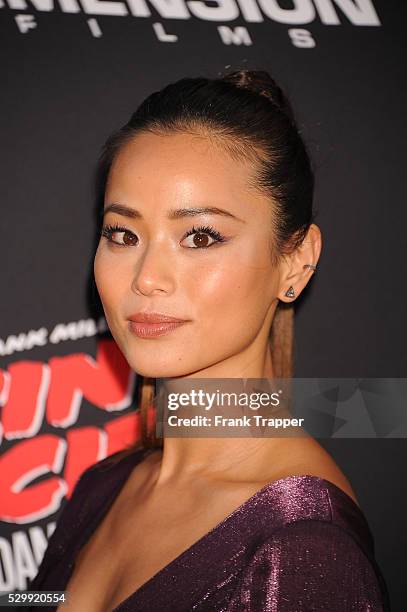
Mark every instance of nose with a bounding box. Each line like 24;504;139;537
131;241;175;297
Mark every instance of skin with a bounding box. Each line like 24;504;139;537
55;130;357;610
94;130;355;493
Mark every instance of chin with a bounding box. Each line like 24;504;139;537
128;359;194;379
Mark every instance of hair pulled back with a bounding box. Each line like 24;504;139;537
98;68;315;452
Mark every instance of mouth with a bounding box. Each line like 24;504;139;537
128;312;189;339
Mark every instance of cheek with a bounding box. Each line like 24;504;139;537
94;247;127;313
188;247;273;326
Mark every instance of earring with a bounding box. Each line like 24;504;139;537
303;264;317;271
285;286;295;298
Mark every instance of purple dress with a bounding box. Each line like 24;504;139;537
25;447;390;611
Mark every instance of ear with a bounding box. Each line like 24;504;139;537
277;224;322;303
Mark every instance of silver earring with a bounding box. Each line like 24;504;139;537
303;264;317;271
285;286;295;298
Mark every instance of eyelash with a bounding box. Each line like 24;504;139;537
101;223;227;249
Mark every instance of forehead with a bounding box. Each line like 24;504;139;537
109;131;247;179
105;132;273;221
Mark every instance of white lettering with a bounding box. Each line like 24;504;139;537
0;537;14;591
80;0;128;16
257;0;315;25
12;531;37;591
0;328;48;355
235;0;263;22
127;0;189;18
15;13;37;31
124;0;150;16
218;24;252;45
7;0;28;8
27;525;49;566
0;523;57;592
288;27;315;47
49;319;97;343
87;16;103;34
153;21;178;40
188;0;239;21
8;0;79;11
314;0;380;25
2;0;382;26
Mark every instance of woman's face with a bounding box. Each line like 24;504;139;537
94;131;282;378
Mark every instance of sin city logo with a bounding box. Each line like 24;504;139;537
0;339;158;593
0;339;148;524
2;0;381;47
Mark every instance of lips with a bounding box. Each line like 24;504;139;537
128;311;189;338
128;312;187;323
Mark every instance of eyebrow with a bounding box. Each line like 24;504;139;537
102;203;245;223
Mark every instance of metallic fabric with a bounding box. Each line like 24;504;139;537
25;447;390;611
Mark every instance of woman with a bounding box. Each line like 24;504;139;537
25;69;390;611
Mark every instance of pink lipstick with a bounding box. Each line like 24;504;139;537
128;312;189;338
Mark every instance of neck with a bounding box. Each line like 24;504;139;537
147;342;295;488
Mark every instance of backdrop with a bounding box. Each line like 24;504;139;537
1;0;405;608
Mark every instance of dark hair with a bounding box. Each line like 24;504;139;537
97;69;315;455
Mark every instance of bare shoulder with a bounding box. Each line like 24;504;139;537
262;437;360;507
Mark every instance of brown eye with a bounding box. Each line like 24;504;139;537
181;225;226;249
193;232;210;248
120;231;138;246
101;225;139;246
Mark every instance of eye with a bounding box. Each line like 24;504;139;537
181;225;227;249
101;224;138;247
